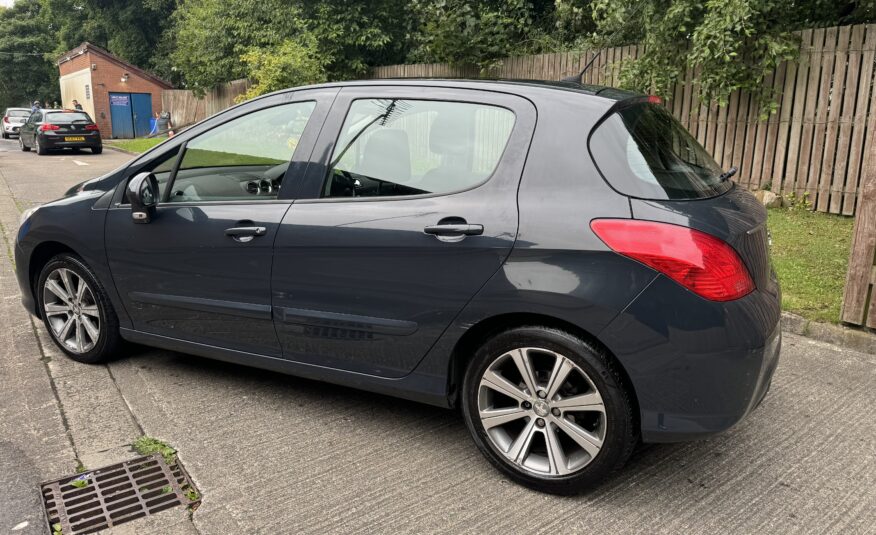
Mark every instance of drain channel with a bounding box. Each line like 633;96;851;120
41;453;199;534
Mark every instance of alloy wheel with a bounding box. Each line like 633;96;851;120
42;268;101;354
477;347;607;477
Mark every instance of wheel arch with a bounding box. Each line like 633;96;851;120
447;312;640;424
27;241;80;317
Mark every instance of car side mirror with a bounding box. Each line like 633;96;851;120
128;172;159;224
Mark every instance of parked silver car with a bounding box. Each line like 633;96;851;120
2;107;31;139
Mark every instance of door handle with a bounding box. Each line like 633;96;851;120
423;224;484;236
225;226;266;238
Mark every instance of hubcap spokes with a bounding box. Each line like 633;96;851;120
478;347;606;477
43;268;100;354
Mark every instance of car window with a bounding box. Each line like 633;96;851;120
7;110;29;118
590;102;732;200
323;99;515;199
45;112;92;123
164;101;316;203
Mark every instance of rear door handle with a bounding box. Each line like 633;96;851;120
225;226;266;238
423;224;484;236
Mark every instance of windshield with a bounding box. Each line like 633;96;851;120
7;110;30;118
590;102;731;200
45;112;92;124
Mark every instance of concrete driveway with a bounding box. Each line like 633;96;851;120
1;137;874;534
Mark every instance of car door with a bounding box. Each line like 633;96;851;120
272;85;537;378
104;89;336;356
22;112;40;145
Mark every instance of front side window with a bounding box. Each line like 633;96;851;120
590;102;731;200
324;99;515;199
164;101;315;203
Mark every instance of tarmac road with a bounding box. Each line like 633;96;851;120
0;137;874;534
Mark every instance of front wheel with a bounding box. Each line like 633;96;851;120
37;254;121;363
461;326;637;494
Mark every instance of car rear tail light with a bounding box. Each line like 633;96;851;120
85;124;99;131
39;123;60;131
590;219;755;301
2;116;7;123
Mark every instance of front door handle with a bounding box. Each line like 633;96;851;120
423;224;484;236
225;226;266;242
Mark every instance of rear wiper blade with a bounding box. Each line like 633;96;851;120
719;166;738;182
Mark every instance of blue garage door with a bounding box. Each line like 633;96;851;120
109;93;134;139
132;94;152;137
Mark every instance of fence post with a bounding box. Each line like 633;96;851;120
841;140;876;327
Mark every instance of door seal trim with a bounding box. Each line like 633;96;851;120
276;306;418;336
129;291;271;320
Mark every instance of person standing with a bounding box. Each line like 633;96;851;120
31;101;41;113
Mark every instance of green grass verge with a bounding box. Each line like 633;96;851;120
767;207;854;324
105;137;167;154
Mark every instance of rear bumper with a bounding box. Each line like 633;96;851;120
3;124;22;134
40;133;102;148
599;273;782;442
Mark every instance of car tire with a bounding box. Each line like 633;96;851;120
20;136;30;152
35;136;47;155
91;146;103;154
461;326;637;495
36;254;122;364
2;132;7;139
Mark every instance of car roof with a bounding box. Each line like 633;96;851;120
264;78;642;103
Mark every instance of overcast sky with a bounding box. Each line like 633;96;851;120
0;0;15;7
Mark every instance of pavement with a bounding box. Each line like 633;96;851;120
0;137;874;534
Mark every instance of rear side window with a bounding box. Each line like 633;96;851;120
590;103;731;200
324;99;515;198
7;110;29;118
45;112;92;124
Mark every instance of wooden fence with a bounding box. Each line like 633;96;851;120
160;79;250;130
373;23;876;217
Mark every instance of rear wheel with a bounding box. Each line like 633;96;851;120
91;145;103;154
461;326;637;494
35;136;47;155
2;132;7;139
37;254;121;363
20;135;30;151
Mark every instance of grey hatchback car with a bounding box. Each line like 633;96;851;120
15;80;781;494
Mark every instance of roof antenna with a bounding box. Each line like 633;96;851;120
561;52;601;83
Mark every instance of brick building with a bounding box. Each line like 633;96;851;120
57;42;173;139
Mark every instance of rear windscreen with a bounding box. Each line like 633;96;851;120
45;112;92;124
590;102;732;200
7;110;29;118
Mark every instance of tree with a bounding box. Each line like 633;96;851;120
168;0;311;93
0;0;60;111
302;0;413;80
591;0;876;113
408;0;559;69
239;34;327;100
42;0;178;77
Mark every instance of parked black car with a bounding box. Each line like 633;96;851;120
19;109;103;155
15;80;781;494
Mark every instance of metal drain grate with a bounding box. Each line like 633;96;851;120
41;453;200;534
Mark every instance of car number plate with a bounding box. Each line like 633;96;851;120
65;136;85;142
